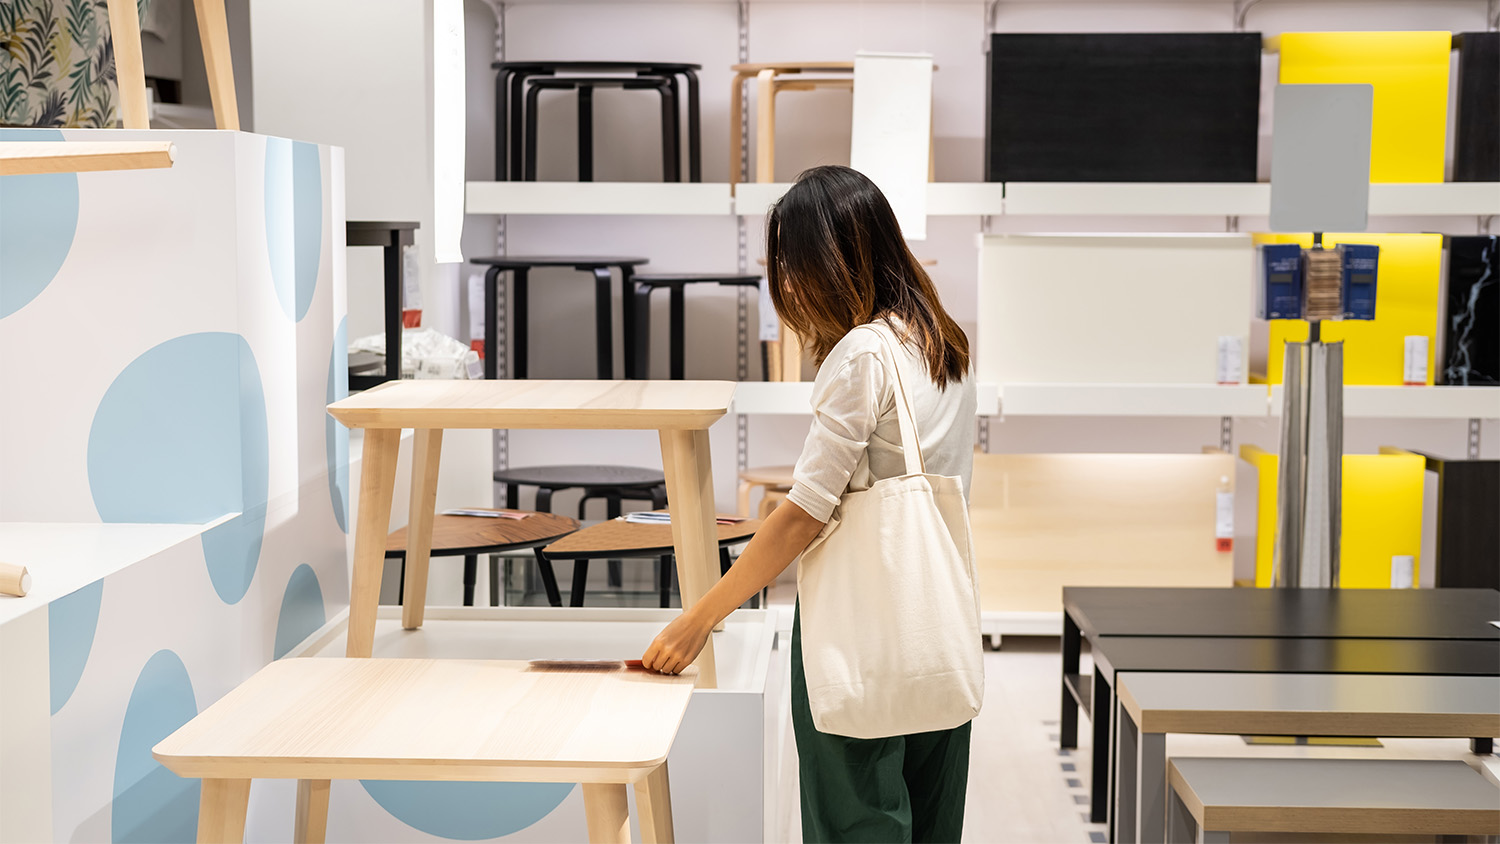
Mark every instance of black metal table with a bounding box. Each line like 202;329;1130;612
629;273;763;379
493;60;702;183
1059;586;1500;832
345;221;417;390
469;255;649;380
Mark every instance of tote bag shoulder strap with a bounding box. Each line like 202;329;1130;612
857;324;925;476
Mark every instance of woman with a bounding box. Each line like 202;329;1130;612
642;164;978;843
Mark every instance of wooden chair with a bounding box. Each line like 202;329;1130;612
107;0;239;130
737;465;794;519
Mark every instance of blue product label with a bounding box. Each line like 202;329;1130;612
1260;243;1303;320
1341;244;1379;320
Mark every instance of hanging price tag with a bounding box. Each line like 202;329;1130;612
402;244;423;328
468;272;486;360
758;277;780;343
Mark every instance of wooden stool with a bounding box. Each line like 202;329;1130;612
153;658;696;844
522;76;682;182
737;465;794;518
729;62;853;191
629;273;763;379
385;510;577;608
541;514;761;608
1166;757;1500;843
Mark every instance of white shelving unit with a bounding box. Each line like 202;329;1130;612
468;180;1500;219
731;381;1001;416
998;383;1270;418
1269;385;1500;419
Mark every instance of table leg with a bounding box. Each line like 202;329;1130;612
294;779;330;844
658;428;720;687
347;428;401;658
780;324;803;382
484;266;501;381
683;69;701;183
1166;786;1195;844
664;76;681;182
1137;729;1166;844
570;558;591;607
591;266;614;379
401;428;443;630
384;236;404;384
462;555;477;607
489;556;501;607
534;548;563;607
1092;668;1111;826
524;82;542;181
755;69;776;183
632;284;653;379
1113;695;1137;844
668;283;686;380
736;480;753;518
581;783;631;844
1060;612;1081;749
495;69;509;180
659;555;673;608
514;267;530;379
635;763;675;844
196;778;250;844
621;265;638;379
578;84;594;182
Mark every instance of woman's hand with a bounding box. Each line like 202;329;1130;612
642;608;714;675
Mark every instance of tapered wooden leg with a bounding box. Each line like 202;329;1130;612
581;783;631;844
765;340;784;381
347;428;401;658
196;778;250;844
293;779;330;844
755;69;777;184
659;428;719;687
780;326;803;382
401;428;444;630
105;0;150;129
190;0;240;130
736;480;753;518
634;763;675;844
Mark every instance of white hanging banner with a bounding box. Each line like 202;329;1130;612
850;51;933;240
432;0;465;263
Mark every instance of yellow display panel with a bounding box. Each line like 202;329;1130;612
1256;232;1441;386
1277;31;1452;183
1238;446;1425;588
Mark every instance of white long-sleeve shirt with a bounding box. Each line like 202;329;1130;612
785;320;976;523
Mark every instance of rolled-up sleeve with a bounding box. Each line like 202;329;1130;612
785;351;887;523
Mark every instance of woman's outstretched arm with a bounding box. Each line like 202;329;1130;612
641;501;825;674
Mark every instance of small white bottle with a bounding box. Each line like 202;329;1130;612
1215;476;1234;553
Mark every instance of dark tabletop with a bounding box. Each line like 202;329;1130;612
346;221;419;231
385;511;578;558
492;465;665;489
468;256;651;269
543;515;759;559
633;273;764;285
492;60;702;71
1092;636;1500;681
1064;587;1500;641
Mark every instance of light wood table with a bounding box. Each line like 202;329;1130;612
327;379;736;685
154;658;696;844
1115;672;1500;844
1166;757;1500;843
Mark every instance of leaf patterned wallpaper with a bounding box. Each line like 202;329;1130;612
0;0;148;128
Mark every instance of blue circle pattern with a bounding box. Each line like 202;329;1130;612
360;781;576;840
0;128;79;319
112;650;200;844
273;564;326;659
264;138;323;322
49;579;104;714
327;316;350;532
88;333;269;604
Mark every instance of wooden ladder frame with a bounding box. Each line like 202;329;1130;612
107;0;239;130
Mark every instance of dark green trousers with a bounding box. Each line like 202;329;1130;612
791;606;972;843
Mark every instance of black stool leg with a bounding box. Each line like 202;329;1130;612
682;69;701;183
512;267;529;379
719;546;732;576
462;554;477;607
393;555;405;605
577;84;594;181
669;282;686;380
659;555;673;608
524;82;542;181
652;485;667;509
489;556;501;607
633;283;654;379
495;68;509;180
504;483;519;510
570;558;591;608
657;82;676;182
606;495;623;588
533;548;563;608
665;76;682;182
620;264;639;379
590;266;613;379
483;266;501;380
536;487;553;512
509;70;530;182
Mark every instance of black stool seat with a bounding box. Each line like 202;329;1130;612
629;273;764;379
468;256;651;380
492;60;703;71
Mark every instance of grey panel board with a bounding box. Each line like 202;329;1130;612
1269;84;1373;233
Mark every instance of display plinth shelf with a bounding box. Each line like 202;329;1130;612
1269;385;1500;419
998;384;1269;417
730;380;1000;416
0;140;175;175
465;181;732;215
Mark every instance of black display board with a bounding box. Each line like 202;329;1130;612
1443;236;1499;387
985;33;1262;183
1454;32;1500;183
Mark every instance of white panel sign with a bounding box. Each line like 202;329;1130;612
850;52;933;240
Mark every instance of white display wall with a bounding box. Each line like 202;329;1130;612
0;128;349;841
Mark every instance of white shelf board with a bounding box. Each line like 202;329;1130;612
998;383;1270;417
1003;182;1270;217
1368;183;1500;217
1269;385;1500;419
466;181;732;215
730;380;999;415
734;182;1008;216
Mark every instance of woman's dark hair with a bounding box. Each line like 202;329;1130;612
766;165;970;387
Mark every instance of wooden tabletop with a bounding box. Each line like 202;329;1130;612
545;515;760;559
327;380;736;431
0;140;175;175
1168;758;1500;835
1117;672;1500;737
1064;587;1500;640
738;465;795;486
386;511;578;557
731;62;854;73
1093;636;1500;682
153;658;697;783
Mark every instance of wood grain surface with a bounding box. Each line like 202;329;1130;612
386;511;579;556
545;514;759;558
153;658;697;782
327;380;735;430
0;141;175;175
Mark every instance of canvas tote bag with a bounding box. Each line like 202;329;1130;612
796;325;984;739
